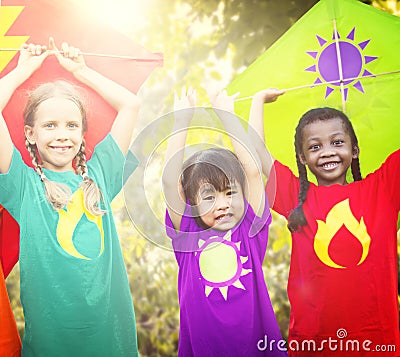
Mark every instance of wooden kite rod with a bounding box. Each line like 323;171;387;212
234;69;400;102
0;48;162;62
332;19;347;112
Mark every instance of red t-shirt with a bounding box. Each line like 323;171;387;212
267;149;400;356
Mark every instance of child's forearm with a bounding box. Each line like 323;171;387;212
248;92;275;178
163;88;196;203
219;110;261;179
248;93;266;145
162;116;191;193
72;65;140;154
0;47;48;173
162;114;192;230
0;45;48;110
0;69;19;171
0;64;36;110
0;115;13;173
72;66;140;112
217;109;265;215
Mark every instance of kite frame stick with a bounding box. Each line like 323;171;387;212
234;69;400;102
0;48;162;63
332;19;347;112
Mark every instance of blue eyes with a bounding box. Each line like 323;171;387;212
43;122;79;129
67;124;80;129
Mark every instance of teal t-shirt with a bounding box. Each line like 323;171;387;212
0;134;139;357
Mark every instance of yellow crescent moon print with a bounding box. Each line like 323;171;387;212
314;199;371;269
56;188;104;260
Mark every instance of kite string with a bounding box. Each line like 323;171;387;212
234;69;400;102
0;48;162;62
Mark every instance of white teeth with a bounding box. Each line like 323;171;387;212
322;162;338;169
216;213;232;222
51;146;70;153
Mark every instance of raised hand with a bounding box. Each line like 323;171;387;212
174;87;196;111
49;37;86;74
17;42;49;72
253;88;285;103
209;89;239;113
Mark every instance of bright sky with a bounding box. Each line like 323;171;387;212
77;0;149;33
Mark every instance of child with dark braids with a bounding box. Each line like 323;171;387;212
0;38;140;356
249;89;400;356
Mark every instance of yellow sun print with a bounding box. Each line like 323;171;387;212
196;230;252;301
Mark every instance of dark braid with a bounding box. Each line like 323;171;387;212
351;157;362;182
287;154;310;233
287;107;362;232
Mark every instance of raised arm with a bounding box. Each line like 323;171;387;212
248;89;284;178
0;44;49;173
49;38;140;155
162;87;196;231
211;90;265;216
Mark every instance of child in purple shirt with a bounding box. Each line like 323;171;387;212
163;88;287;356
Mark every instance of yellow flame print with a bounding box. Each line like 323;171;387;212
56;188;104;260
314;199;371;269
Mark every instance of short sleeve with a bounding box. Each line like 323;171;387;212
370;149;400;212
88;134;138;201
165;204;203;252
266;160;300;219
245;195;272;238
0;147;31;221
123;149;139;185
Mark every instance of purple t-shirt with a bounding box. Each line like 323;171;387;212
166;198;287;357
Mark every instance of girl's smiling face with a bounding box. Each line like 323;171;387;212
195;180;245;231
24;97;84;172
299;117;359;186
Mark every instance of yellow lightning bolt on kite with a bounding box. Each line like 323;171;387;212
0;6;29;73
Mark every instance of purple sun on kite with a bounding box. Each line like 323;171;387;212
305;27;378;100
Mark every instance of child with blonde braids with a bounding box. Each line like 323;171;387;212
0;38;140;356
23;80;105;214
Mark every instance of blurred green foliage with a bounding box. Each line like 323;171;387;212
6;0;399;356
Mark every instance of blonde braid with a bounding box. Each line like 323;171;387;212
76;139;105;216
25;139;72;210
25;139;43;178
